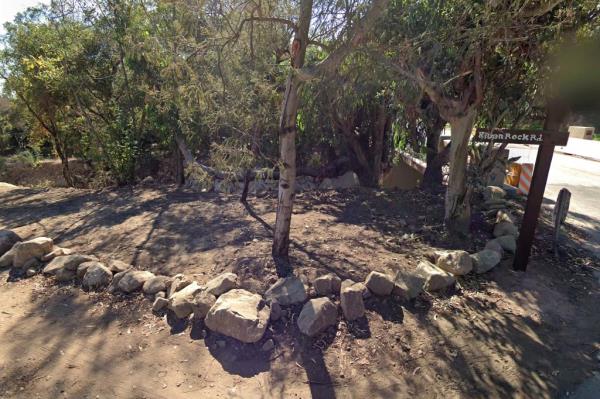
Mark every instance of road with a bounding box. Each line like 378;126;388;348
508;145;600;257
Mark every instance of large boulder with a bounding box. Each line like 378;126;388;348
0;246;18;268
484;240;504;256
493;221;519;238
265;276;307;306
0;230;21;257
319;171;360;190
340;280;365;321
435;250;473;275
43;254;97;275
82;262;113;290
12;237;54;269
117;270;155;293
313;273;342;296
470;250;502;274
205;272;238;297
297;297;338;337
494;235;517;254
205;289;270;343
168;282;216;318
415;261;456;292
142;276;171;295
365;271;395;296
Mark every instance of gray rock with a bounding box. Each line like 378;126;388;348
265;276;307;306
365;271;395;296
25;268;37;277
495;235;517;254
297;297;338;337
496;210;515;224
313;273;342;296
261;339;275;352
82;262;113;290
319;171;360;190
205;289;270;343
415;261;456;292
142;276;171;295
484;240;504;256
483;186;506;201
12;237;54;269
168;282;216;319
155;291;166;299
340;279;365;321
107;270;128;293
168;274;192;297
44;254;97;275
152;297;169;312
493;221;519;238
435;250;473;275
0;230;21;257
270;300;282;321
41;247;73;262
55;267;76;282
22;257;40;270
0;246;17;268
470;250;502;274
108;260;131;273
393;270;426;300
205;272;238;296
117;270;155;293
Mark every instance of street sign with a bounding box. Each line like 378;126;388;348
474;128;569;146
474;125;570;271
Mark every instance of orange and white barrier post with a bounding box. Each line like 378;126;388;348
518;163;534;195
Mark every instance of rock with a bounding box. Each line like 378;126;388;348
41;247;73;262
340;280;365;321
82;262;113;290
168;274;192;297
43;254;97;275
55;267;76;282
155;291;166;299
12;237;54;269
393;270;426;300
205;289;270;343
493;221;519;238
313;273;342;296
319;171;360;190
496;210;515;224
365;271;395;296
0;230;21;257
261;339;275;352
0;246;17;268
117;270;155;293
26;268;37;277
485;240;504;256
168;282;216;318
415;261;456;292
22;257;40;270
270;301;282;321
435;250;473;275
470;250;502;274
495;235;517;254
108;260;131;273
107;270;127;293
142;276;171;295
297;297;338;337
265;276;307;306
152;297;169;312
205;272;238;296
77;262;90;279
483;186;506;201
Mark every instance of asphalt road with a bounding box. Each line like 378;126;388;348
508;145;600;257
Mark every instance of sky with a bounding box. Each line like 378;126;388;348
0;0;50;33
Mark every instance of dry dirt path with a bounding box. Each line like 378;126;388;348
1;185;599;398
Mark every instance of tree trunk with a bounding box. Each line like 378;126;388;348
421;118;446;189
271;0;313;262
371;103;388;186
444;110;476;235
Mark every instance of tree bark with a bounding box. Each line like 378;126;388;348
271;0;313;261
444;110;476;235
421;117;447;189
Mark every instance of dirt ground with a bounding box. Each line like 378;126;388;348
0;184;599;399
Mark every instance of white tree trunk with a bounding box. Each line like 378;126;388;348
445;109;476;234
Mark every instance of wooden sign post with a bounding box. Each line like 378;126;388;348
473;128;569;271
